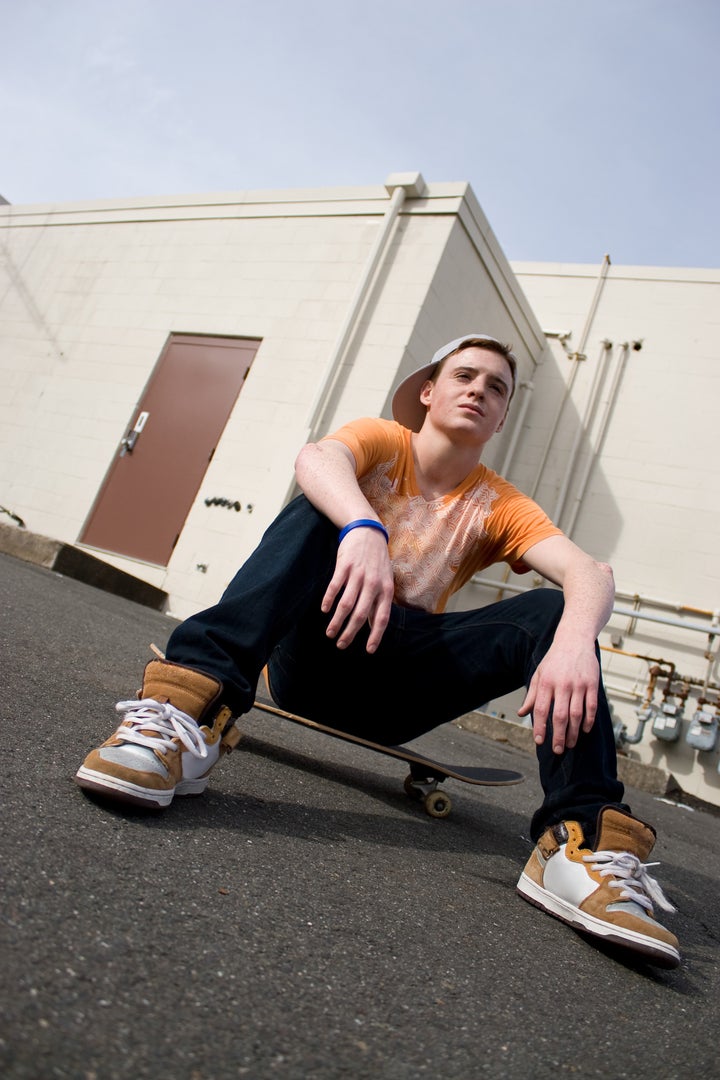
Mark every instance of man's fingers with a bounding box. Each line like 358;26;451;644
325;587;363;643
322;537;394;652
519;676;547;746
365;595;392;654
519;647;601;754
323;579;392;652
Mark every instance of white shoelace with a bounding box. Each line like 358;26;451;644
584;850;676;913
114;698;209;760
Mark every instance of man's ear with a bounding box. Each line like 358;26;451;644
419;380;434;407
497;392;515;432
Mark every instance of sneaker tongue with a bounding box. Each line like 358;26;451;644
143;661;221;722
595;808;655;860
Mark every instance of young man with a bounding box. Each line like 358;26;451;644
75;333;680;968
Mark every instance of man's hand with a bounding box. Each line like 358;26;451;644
517;635;600;754
322;526;395;653
294;439;396;653
518;536;614;755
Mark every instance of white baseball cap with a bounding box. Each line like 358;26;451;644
391;334;518;432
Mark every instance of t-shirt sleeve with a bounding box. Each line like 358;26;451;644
321;417;402;477
487;482;564;574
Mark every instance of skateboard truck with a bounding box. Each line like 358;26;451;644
403;763;453;818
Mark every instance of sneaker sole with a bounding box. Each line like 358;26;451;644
517;871;680;969
74;766;209;809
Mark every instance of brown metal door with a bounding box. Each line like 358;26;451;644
80;334;259;565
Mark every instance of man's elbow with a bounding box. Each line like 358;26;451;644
595;560;615;593
294;441;319;482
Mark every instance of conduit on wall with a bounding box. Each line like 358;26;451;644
553;338;613;528
528;253;612;502
564;340;637;539
304;172;427;443
499;380;534;477
472;573;720;638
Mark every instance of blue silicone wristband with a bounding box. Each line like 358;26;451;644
338;518;389;544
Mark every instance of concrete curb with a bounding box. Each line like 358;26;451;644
0;521;168;611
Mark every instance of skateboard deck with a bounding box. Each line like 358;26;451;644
252;695;523;818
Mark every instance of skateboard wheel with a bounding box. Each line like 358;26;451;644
424;790;452;818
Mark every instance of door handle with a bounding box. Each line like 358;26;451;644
120;411;150;456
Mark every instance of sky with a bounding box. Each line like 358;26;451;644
2;0;718;268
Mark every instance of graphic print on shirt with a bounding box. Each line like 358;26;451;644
359;459;499;612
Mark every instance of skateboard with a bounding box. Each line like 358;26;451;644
252;695;524;818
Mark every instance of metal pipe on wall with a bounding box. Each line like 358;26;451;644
305;178;415;442
614;592;720;620
499;380;534;476
471;573;720;637
553;338;613;527
529;254;612;501
564;340;635;539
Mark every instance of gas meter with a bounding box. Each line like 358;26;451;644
652;702;682;743
686;709;719;752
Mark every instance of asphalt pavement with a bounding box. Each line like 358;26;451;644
2;551;719;1080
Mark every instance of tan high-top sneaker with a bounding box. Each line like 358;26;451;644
74;659;241;809
517;806;680;968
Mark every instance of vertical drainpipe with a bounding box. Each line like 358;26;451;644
553;337;613;527
528;253;612;502
499;380;534;477
564;340;636;539
304;171;427;444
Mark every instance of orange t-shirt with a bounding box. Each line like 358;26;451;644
324;417;562;613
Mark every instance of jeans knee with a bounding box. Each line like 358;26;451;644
267;494;336;551
526;586;564;625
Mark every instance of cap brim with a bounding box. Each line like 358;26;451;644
391;363;437;432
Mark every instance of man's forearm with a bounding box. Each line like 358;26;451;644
294;440;381;529
555;559;615;644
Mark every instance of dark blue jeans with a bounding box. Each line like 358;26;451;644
167;494;627;839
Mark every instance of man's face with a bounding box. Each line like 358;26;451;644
419;347;513;444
